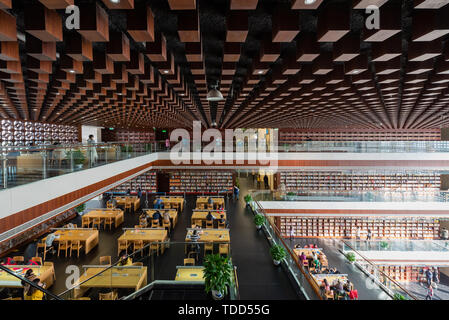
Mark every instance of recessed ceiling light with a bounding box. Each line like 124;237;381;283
163;70;169;74
304;0;317;4
110;0;120;3
258;71;263;74
69;70;75;73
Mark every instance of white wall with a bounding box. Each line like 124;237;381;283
81;125;103;143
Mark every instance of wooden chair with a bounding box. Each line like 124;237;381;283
184;258;195;266
151;219;160;228
218;221;226;229
36;239;47;257
104;217;114;230
133;240;144;256
99;291;118;300
150;242;160;256
219;244;229;257
57;241;71;257
91;217;102;230
124;202;132;212
302;260;309;268
117;240;130;256
132;262;143;266
325;290;334;300
163;220;171;231
13;256;24;264
206;220;214;229
193;220;203;228
81;216;91;228
204;243;214;256
70;241;83;258
44;261;56;281
31;256;43;265
100;256;111;265
107;202;115;209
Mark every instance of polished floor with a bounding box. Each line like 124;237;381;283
12;184;299;300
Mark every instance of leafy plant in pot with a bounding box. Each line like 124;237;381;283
75;203;86;214
286;192;296;200
393;293;407;300
65;149;86;169
204;254;233;300
380;241;389;250
270;244;287;266
254;214;265;230
346;252;356;264
244;194;252;207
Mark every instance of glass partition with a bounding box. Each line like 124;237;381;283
341;241;418;300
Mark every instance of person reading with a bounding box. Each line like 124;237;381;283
118;251;133;266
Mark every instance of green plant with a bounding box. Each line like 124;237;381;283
380;241;389;249
121;145;134;153
393;293;406;300
235;177;240;189
254;214;265;227
244;194;253;203
346;252;356;262
65;149;86;165
270;245;287;262
203;254;233;296
75;203;86;213
287;192;296;196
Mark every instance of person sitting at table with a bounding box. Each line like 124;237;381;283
299;252;307;264
152;210;162;226
334;280;345;299
322;268;330;274
304;244;309;248
163;211;171;230
154;198;163;210
64;223;76;229
206;212;215;225
126;189;131;196
207;197;213;208
349;288;359;300
322;278;333;298
344;280;353;293
24;279;46;301
294;244;302;249
45;232;60;255
118;251;133;266
21;269;37;295
218;214;226;225
27;259;40;266
312;258;321;271
139;214;148;227
3;257;17;265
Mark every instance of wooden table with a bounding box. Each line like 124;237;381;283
47;229;99;255
175;266;204;282
115;196;140;211
73;266;147;298
119;229;168;244
310;273;349;297
294;248;328;267
155;197;184;212
84;209;124;228
0;265;55;289
196;197;225;209
191;210;227;226
184;229;230;253
144;209;178;228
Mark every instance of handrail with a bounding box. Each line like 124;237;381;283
251;198;323;300
233;266;240;300
341;240;418;300
120;280;206;300
0;264;63;300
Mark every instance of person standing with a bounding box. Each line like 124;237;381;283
432;268;439;289
165;138;170;150
289;226;295;241
426;284;434;300
264;174;269;189
355;227;361;240
87;135;98;166
366;229;372;241
233;185;239;201
425;268;433;287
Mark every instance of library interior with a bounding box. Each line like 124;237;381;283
1;0;449;303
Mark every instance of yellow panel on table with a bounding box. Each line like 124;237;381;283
191;210;227;226
115;196;140;211
175;266;204;282
196;197;225;209
155;197;184;212
0;265;55;289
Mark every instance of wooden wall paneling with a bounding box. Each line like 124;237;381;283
107;31;131;62
25;35;56;61
38;0;74;9
230;0;258;10
317;2;350;42
177;10;200;42
65;33;93;62
93;50;114;74
24;3;62;42
412;6;449;42
78;2;109;42
362;1;401;42
168;0;196;10
0;9;16;41
226;10;248;42
0;40;19;61
101;0;134;10
127;50;145;74
271;5;300;42
127;5;155;42
145;32;167;62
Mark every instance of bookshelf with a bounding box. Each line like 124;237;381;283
279;129;441;142
169;171;234;194
111;171;157;194
279;171;441;192
278;217;440;240
379;266;438;283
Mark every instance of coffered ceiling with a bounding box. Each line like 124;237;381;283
1;0;449;130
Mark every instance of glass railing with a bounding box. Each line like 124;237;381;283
58;241;239;301
341;241;418;300
251;189;449;203
0;141;169;190
343;240;449;252
278;141;449;153
247;199;322;300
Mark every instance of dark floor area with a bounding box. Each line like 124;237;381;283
9;179;300;300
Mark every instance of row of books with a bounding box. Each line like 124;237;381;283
169;171;234;194
379;266;438;283
112;172;157;194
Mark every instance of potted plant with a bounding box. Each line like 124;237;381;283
393;293;406;300
75;203;86;214
65;149;86;169
244;194;252;207
380;241;389;250
254;214;265;230
121;145;134;153
286;192;296;200
346;252;356;264
204;254;233;300
270;244;287;266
